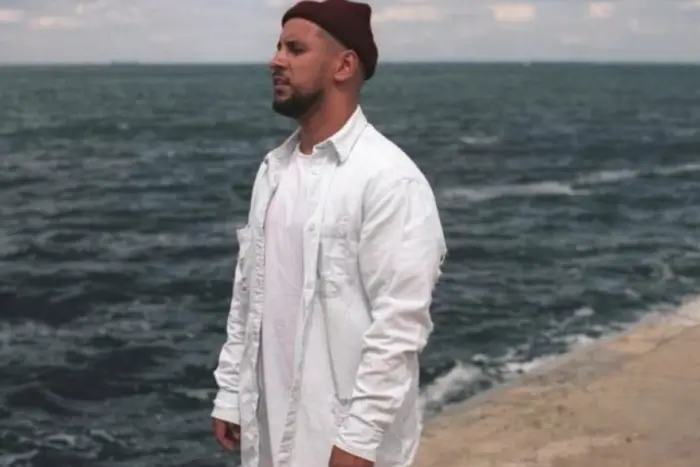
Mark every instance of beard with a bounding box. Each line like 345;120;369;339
272;87;324;120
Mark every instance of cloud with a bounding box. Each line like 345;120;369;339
149;33;173;44
560;34;586;46
0;0;699;63
588;2;615;19
264;0;289;7
489;3;536;23
626;17;662;35
27;15;81;29
679;0;700;9
0;8;22;22
373;4;443;23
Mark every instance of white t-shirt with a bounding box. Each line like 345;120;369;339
258;145;316;466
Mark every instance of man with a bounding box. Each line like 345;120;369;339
211;1;447;466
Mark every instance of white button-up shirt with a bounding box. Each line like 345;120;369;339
212;106;447;467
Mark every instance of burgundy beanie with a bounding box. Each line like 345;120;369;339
282;0;379;80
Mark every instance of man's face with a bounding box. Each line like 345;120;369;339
269;18;333;119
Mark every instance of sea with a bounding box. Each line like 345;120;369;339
1;63;700;466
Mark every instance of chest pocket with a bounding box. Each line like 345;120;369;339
317;216;357;299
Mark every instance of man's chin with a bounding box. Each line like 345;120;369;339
272;96;288;107
272;99;300;118
271;89;321;119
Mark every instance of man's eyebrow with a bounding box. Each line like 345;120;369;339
277;38;306;49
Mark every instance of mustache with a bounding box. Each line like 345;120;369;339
272;71;290;84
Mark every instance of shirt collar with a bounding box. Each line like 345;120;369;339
265;105;368;166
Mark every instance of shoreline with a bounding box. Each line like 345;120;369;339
415;295;700;467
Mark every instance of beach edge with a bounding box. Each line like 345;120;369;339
415;295;700;467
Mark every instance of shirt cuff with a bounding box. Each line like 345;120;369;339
211;390;240;425
211;406;240;425
334;414;383;463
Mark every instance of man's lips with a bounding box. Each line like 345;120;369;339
272;75;289;86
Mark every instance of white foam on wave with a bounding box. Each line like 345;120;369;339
419;362;485;414
441;161;700;203
0;450;39;467
418;352;563;416
443;181;582;203
655;162;700;176
575;168;639;185
460;134;502;147
575;163;700;185
419;294;700;416
668;127;699;138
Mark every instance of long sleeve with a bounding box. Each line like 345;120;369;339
211;225;251;425
210;164;264;425
334;175;447;461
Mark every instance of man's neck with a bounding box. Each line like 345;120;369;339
297;101;357;155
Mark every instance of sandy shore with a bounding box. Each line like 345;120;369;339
414;296;700;467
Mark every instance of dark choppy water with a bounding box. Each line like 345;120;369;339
1;63;700;466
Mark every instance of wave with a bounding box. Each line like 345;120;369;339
441;162;700;203
574;168;639;185
460;134;502;147
442;181;582;203
419;294;700;417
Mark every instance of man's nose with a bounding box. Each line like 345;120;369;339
269;51;285;71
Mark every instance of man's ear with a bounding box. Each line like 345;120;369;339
334;50;361;83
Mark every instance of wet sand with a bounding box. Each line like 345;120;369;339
415;297;700;467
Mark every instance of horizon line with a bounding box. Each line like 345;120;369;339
1;58;700;67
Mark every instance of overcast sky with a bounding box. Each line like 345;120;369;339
0;0;699;64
